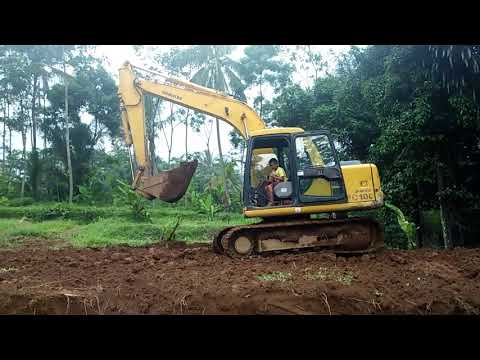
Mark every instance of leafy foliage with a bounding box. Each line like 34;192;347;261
114;180;152;222
384;202;417;250
1;45;479;249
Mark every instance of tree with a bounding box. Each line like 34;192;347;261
268;44;480;248
161;45;247;209
240;45;293;118
191;113;214;168
288;45;328;85
63;47;73;204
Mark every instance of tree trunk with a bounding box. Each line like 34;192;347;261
42;94;47;154
169;112;174;166
212;46;231;209
185;110;190;161
20;101;26;200
8;122;12;158
2;100;5;171
184;109;190;206
6;122;11;194
216;118;230;208
307;45;319;83
6;99;10;165
203;118;214;168
437;162;452;249
31;74;39;200
259;77;263;118
64;57;73;205
414;181;423;248
166;104;174;166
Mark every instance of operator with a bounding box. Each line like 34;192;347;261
265;158;287;206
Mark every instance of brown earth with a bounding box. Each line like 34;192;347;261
1;238;480;315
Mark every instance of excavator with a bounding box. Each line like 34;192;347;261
118;61;385;257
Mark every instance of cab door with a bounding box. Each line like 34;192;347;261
292;131;346;204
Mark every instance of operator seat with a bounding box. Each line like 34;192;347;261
272;168;293;205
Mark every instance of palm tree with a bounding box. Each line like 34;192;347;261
183;45;246;209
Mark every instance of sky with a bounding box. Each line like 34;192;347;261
9;45;356;163
93;45;354;161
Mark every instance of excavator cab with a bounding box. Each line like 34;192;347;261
244;130;346;210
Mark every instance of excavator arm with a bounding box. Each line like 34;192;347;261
118;61;266;201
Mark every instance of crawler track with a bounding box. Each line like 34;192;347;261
213;217;384;257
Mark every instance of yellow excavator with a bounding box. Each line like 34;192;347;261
118;61;385;257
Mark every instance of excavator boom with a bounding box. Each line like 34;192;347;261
118;61;266;201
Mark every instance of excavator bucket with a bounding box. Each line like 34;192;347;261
134;160;198;203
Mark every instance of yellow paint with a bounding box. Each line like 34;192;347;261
118;61;267;171
303;178;332;196
244;198;383;218
118;63;148;169
302;137;324;166
249;128;304;136
341;164;381;203
119;62;385;218
245;163;384;218
297;135;330;196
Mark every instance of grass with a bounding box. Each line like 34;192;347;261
256;268;355;285
304;267;355;285
0;204;258;249
257;271;292;282
0;219;79;247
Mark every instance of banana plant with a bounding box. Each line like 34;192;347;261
197;193;222;221
385;201;417;250
115;179;151;222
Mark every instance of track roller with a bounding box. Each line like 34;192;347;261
225;233;256;258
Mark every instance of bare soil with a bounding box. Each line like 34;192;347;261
1;238;480;315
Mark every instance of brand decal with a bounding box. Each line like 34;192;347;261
161;91;182;101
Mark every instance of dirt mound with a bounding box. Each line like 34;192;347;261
1;240;480;315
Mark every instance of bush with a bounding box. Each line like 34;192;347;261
0;203;129;223
384;202;417;250
24;203;106;222
8;197;35;207
114;180;152;222
189;190;221;221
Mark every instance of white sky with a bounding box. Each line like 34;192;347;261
10;45;357;163
95;45;354;161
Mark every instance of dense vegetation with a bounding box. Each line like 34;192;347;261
0;45;479;250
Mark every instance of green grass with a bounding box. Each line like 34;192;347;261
257;272;292;282
0;218;79;246
304;267;355;285
0;204;258;249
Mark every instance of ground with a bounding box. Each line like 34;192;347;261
1;236;480;315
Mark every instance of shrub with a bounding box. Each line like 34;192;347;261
189;190;221;221
114;180;152;222
8;197;35;207
24;203;104;222
0;196;9;206
385;202;417;250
